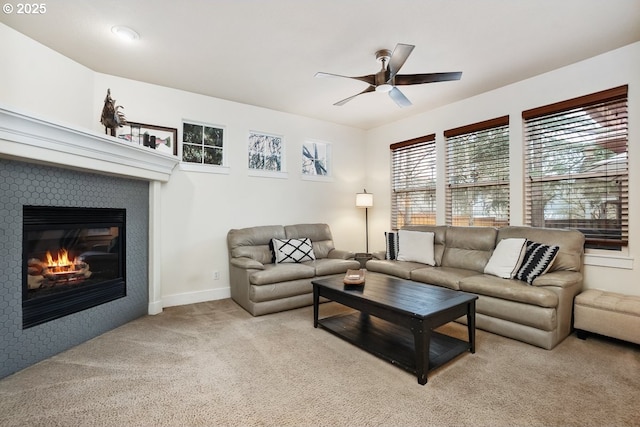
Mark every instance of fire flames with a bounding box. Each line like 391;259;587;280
45;249;83;273
27;249;91;290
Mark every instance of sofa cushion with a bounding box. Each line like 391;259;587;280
514;241;559;285
365;259;425;279
410;266;479;290
484;238;527;279
441;226;497;273
396;230;436;265
459;274;559;308
304;258;361;276
228;225;286;265
272;238;316;263
249;263;315;285
284;223;335;259
496;226;584;273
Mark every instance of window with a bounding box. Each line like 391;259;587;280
523;86;628;250
445;116;510;227
390;135;437;229
182;121;224;165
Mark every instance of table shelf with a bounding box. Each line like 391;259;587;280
318;311;471;377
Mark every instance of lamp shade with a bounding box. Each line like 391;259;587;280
355;192;373;208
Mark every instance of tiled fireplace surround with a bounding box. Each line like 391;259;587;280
0;106;179;378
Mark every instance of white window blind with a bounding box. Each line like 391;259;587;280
390;135;436;229
523;85;628;250
444;116;510;227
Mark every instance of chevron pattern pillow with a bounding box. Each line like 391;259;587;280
272;238;316;264
514;240;560;285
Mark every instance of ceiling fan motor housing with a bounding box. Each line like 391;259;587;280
375;49;392;64
375;49;392;87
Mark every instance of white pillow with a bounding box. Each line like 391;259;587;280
484;238;527;279
396;230;436;266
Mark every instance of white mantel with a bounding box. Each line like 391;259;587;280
0;105;179;181
0;104;179;315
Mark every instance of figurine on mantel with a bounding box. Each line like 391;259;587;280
100;88;126;136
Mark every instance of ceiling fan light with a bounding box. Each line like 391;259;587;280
111;25;139;41
375;84;393;93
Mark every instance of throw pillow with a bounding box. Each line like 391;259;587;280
271;238;316;264
483;238;527;279
514;240;560;285
396;230;435;266
385;231;399;260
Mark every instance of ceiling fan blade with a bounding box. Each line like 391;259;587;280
387;44;415;79
315;72;375;86
388;87;412;108
334;85;376;106
394;72;463;85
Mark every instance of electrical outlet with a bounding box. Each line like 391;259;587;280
213;271;220;280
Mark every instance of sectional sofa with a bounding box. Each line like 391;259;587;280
227;223;361;316
367;225;585;350
227;222;585;350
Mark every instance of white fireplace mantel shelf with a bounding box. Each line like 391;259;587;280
0;105;179;182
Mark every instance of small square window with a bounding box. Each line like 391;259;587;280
182;122;225;166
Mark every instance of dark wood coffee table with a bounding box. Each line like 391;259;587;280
312;272;477;385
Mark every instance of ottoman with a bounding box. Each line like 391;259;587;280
574;289;640;345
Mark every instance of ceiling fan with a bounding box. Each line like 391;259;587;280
315;43;462;108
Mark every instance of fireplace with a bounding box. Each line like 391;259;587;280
22;206;126;328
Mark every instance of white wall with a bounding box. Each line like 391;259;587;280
1;23;368;308
0;24;95;128
90;74;366;305
365;42;640;296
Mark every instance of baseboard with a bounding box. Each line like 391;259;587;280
162;287;231;309
148;300;163;315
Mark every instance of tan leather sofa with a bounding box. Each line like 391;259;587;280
227;223;360;316
367;225;585;350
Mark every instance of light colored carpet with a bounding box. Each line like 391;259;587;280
0;298;638;427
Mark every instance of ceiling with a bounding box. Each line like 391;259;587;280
2;0;640;130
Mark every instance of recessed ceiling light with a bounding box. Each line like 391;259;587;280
111;25;139;41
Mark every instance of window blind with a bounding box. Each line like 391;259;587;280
390;134;436;229
523;86;628;249
444;116;510;227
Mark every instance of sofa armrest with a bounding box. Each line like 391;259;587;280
531;270;582;289
371;250;386;260
327;249;355;260
230;257;265;270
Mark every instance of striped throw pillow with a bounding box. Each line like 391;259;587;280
514;240;559;285
385;231;399;260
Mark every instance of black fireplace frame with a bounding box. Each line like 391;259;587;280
22;206;127;328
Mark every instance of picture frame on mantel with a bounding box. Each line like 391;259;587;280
118;122;178;156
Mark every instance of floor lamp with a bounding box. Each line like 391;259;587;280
355;189;374;253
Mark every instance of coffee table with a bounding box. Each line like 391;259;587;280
312;272;477;385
